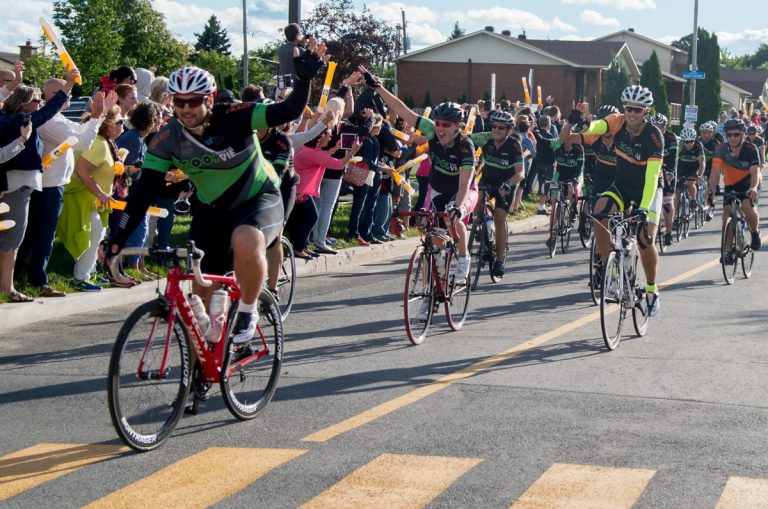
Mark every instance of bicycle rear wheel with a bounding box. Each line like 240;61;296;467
108;299;190;452
656;224;667;253
468;217;484;291
674;201;683;242
444;246;471;331
600;252;625;350
741;248;755;279
630;258;649;336
276;236;296;321
220;290;283;420
579;200;593;248
403;246;434;345
721;218;738;285
489;221;507;283
588;241;600;306
548;202;559;258
561;201;572;254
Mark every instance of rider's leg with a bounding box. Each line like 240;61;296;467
232;225;267;308
742;199;759;233
493;207;507;261
594;196;614;263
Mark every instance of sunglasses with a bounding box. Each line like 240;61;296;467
726;132;742;138
684;140;694;144
491;123;509;130
623;106;645;114
173;96;207;108
434;120;458;129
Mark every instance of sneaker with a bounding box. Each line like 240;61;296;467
74;279;102;292
492;261;505;278
664;232;673;246
721;252;736;265
537;208;549;216
646;292;660;317
93;275;110;285
751;231;762;250
456;255;470;280
415;300;430;321
372;235;390;243
325;237;338;246
232;311;259;344
705;210;714;221
384;233;397;241
545;237;554;248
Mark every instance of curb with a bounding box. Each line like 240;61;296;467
0;216;550;332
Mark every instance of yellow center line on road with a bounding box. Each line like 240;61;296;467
302;253;726;444
716;476;768;509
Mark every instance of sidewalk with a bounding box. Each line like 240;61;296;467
0;215;549;332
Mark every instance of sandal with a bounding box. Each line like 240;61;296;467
109;276;138;288
295;251;314;260
7;291;34;303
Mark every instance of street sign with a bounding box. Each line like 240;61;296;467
684;105;699;122
682;71;706;79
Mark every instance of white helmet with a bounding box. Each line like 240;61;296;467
168;66;217;95
649;113;668;127
699;121;716;132
621;85;653;107
680;127;697;141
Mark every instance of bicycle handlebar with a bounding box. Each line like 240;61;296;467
119;241;212;287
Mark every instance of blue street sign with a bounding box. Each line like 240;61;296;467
682;71;706;79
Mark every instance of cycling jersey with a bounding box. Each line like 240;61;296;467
552;142;584;182
747;135;765;165
470;132;524;187
416;116;476;196
583;142;596;178
143;102;280;207
259;128;297;218
660;130;678;189
583;113;664;212
677;140;704;178
713;141;760;191
698;135;721;177
580;135;617;196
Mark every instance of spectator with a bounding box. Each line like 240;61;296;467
512;115;537;213
16;83;114;297
99;66;136;94
114;84;138;126
277;23;304;84
0;68;76;302
135;67;154;102
370;146;402;241
241;84;265;103
532;115;557;214
215;89;239;105
149;76;171;107
57;105;134;291
347;113;382;244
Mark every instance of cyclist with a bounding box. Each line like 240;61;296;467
105;41;328;344
567;85;664;316
649;113;678;246
746;125;765;166
360;67;476;280
469;110;524;277
698;121;722;220
709;118;762;256
675;127;705;236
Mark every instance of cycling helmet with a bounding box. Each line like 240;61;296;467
747;125;758;135
620;85;654;107
594;104;619;119
756;125;764;135
698;121;715;132
489;110;514;127
649;113;668;127
723;118;746;132
431;102;464;123
168;66;217;95
680;127;697;141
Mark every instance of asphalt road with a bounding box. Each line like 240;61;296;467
1;198;767;508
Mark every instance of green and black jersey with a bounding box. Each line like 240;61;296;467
144;102;280;207
470;132;523;187
677;140;704;178
416;116;476;195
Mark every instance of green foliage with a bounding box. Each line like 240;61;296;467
194;15;231;56
404;96;414;108
743;43;768;69
457;93;467;104
500;92;508;101
194;50;239;93
422;91;432;108
600;55;631;109
243;41;280;88
483;90;490;101
681;28;721;123
22;37;67;88
448;21;465;41
640;51;670;118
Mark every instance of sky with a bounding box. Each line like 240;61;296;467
3;0;766;64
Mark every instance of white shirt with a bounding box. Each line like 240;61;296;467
38;112;102;188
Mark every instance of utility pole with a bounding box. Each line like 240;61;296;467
289;0;301;24
401;9;407;54
242;0;248;87
689;0;699;106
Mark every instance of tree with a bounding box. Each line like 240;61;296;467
448;22;465;41
242;41;280;89
743;43;768;69
194;15;231;56
600;55;631;109
22;37;67;88
640;51;670;118
680;28;721;123
422;91;432;109
302;0;399;102
195;50;239;93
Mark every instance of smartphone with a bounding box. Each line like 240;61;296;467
21;114;31;127
341;133;357;150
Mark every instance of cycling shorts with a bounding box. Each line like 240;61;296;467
189;190;284;275
662;172;677;196
602;185;662;226
537;163;555;195
724;181;758;207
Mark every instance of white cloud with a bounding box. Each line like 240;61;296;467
580;9;620;27
367;2;438;25
658;35;680;46
552;16;578;32
562;0;655;9
717;28;768;48
260;0;287;13
407;22;445;48
450;7;551;32
561;34;593;41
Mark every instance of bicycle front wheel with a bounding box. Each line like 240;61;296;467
579;200;593;248
108;299;190;452
630;257;649;337
276;236;296;321
589;241;600;306
468;217;484;291
742;247;755;279
444;246;471;331
721;218;738;285
600;252;626;351
548;202;559;258
403;246;434;345
221;290;283;420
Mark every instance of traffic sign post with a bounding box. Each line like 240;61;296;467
684;105;699;122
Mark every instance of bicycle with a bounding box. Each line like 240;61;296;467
401;208;472;345
578;177;594;248
590;210;651;350
546;178;579;258
268;236;296;321
107;242;283;451
720;192;755;285
468;186;507;290
698;176;715;224
674;177;698;241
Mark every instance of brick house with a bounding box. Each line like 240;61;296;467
395;27;640;111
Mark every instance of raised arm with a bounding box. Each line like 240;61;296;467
357;65;420;129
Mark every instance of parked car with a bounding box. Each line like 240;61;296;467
61;96;91;122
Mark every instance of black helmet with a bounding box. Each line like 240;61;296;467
489;110;514;127
594;104;619;120
431;102;464;123
723;118;746;132
747;125;758;135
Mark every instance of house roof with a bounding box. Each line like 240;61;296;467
719;69;768;100
721;79;753;97
519;40;625;68
594;30;688;56
661;70;687;83
0;51;16;64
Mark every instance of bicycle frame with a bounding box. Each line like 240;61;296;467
404;209;459;303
